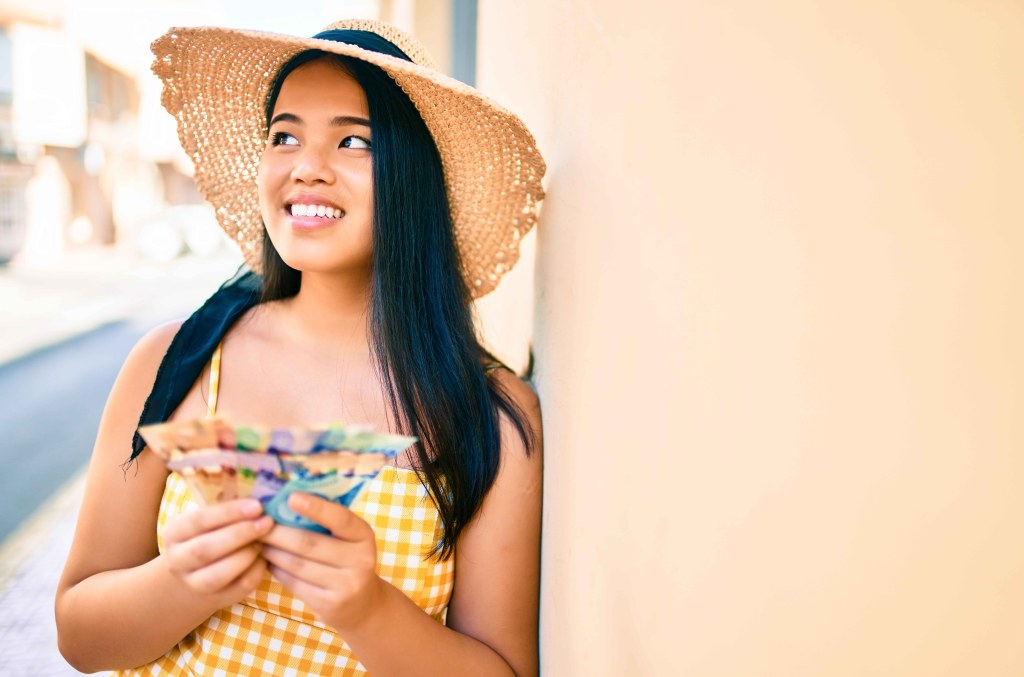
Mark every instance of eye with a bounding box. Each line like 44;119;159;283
341;136;371;150
270;131;298;146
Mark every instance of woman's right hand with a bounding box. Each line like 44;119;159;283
161;498;274;606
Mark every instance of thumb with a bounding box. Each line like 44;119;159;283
286;492;372;542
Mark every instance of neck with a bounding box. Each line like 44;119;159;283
277;270;373;354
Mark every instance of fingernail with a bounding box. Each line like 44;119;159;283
241;500;262;517
288;493;309;511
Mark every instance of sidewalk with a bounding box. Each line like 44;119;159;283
0;246;242;676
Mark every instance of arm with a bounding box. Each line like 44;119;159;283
261;370;543;676
55;322;271;673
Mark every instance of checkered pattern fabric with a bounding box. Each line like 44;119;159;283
115;466;454;676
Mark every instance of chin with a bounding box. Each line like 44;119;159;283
276;249;372;278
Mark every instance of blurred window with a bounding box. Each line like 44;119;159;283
0;27;12;104
86;54;103;109
0;26;13;156
452;0;477;86
86;54;135;121
0;163;31;261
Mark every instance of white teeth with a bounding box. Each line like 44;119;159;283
290;204;342;218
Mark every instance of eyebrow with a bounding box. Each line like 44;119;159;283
269;112;371;128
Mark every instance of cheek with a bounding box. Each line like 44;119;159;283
342;163;374;211
363;171;374;207
256;158;278;220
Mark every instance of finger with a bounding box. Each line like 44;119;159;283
286;493;374;542
262;543;371;587
262;544;331;584
185;543;264;594
268;563;331;601
170;515;274;572
260;525;373;567
226;553;268;598
259;521;330;553
164;499;264;545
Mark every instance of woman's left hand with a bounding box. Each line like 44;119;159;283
260;493;384;633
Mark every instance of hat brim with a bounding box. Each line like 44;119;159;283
152;22;545;298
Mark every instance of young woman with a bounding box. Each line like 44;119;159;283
55;19;545;676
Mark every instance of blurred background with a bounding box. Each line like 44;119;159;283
3;1;1024;676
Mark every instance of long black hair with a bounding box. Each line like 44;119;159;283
261;50;535;559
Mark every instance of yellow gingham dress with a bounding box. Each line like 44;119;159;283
115;344;455;676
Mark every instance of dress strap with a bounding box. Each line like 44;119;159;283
207;341;223;416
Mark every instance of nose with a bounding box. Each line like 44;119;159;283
290;145;335;185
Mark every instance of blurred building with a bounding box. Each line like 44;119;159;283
0;3;143;262
0;16;30;262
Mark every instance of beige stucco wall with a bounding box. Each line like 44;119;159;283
477;1;1024;675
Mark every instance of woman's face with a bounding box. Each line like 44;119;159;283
258;58;374;277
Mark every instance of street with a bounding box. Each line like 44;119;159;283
0;320;150;542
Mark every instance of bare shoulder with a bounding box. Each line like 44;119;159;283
490;368;543;460
95;316;188;467
490;368;540;412
98;319;187;439
485;367;542;515
127;320;184;379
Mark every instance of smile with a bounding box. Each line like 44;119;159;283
289;203;344;219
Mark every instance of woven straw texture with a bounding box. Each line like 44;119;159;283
152;19;545;298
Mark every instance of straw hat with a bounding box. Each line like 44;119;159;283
151;19;545;298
